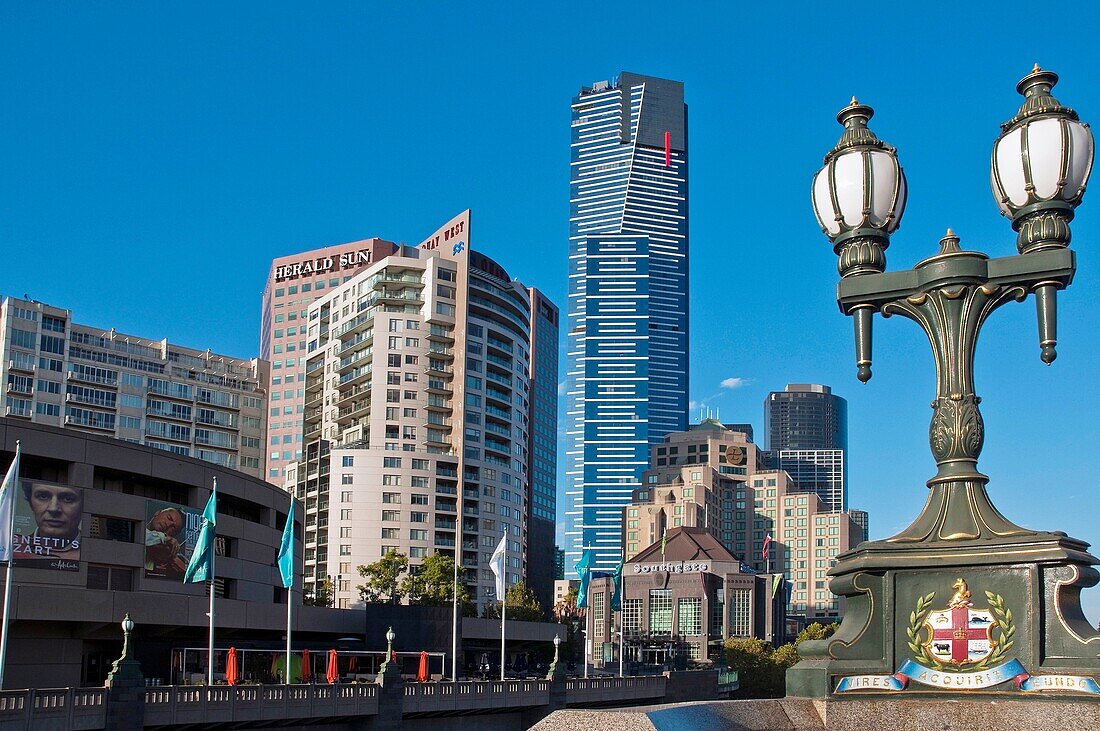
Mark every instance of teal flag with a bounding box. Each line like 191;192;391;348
277;500;295;589
575;549;593;609
611;559;624;611
184;485;217;583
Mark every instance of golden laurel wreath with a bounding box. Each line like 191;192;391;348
905;590;1015;671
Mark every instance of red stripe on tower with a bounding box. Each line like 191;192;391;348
664;131;671;167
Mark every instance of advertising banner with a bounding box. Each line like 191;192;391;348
13;481;83;571
144;499;207;580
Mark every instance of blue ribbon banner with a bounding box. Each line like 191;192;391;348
836;658;1100;695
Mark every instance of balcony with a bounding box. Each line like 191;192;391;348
6;379;32;396
425;362;454;378
485;370;512;387
148;382;193;401
333;309;375;338
371;272;424;288
485;405;511;420
486;353;512;369
426;379;452;395
427;325;454;343
196;412;239;429
486;337;513;355
7;357;35;373
338;365;372;388
427;344;454;359
67;369;118;387
335;383;371;406
146;405;191;422
336;331;373;356
336;400;370;424
425;395;452;413
338;350;372;375
377;290;422;305
4;402;32;418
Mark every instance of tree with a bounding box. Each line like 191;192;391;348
303;576;334;607
722;623;841;698
553;585;580;624
402;552;476;616
795;621;839;646
483;581;546;621
357;549;409;604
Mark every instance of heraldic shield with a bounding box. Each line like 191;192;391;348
922;579;997;667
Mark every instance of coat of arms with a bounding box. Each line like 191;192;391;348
906;578;1015;671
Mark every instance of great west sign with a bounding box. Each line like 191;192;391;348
274;250;373;282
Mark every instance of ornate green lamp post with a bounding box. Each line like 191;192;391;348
789;67;1100;698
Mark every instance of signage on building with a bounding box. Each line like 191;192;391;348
634;561;710;575
419;209;470;258
144;499;226;580
13;482;83;571
273;250;373;282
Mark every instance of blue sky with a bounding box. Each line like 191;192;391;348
3;3;1100;618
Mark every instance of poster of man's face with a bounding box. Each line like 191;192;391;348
13;482;83;571
144;500;204;580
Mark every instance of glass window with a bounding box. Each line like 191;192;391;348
649;589;673;634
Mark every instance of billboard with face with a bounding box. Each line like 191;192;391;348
144;500;206;580
13;481;83;571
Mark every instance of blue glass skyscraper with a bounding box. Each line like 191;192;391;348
565;73;689;572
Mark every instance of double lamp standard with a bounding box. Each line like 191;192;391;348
787;66;1100;698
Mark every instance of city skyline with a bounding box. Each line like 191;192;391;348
4;3;1100;619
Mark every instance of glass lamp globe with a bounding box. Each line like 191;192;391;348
992;66;1093;232
812;99;907;246
122;614;135;633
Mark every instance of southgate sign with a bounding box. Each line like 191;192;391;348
274;250;373;282
633;561;710;575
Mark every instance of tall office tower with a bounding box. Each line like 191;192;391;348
565;72;689;574
261;239;397;483
765;384;848;512
764;384;847;451
0;296;268;478
286;212;559;610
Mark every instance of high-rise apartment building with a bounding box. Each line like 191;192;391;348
765;384;848;512
0;296;268;478
261;239;398;483
286;212;558;610
565;72;689;574
623;419;865;627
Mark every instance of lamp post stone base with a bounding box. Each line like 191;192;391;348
787;524;1100;699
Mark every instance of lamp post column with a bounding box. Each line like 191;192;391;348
788;68;1100;701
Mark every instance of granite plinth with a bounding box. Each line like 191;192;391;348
532;696;1100;731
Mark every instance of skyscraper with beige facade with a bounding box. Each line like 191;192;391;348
0;296;268;478
260;239;398;483
285;212;558;610
623;418;866;627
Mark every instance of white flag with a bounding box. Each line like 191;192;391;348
0;447;20;562
488;533;507;600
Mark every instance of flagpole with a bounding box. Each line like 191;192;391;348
285;588;292;684
451;551;459;681
618;553;625;679
499;536;506;681
0;441;21;690
207;477;217;686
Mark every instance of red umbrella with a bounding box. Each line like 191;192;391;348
226;648;239;686
301;649;312;682
416;651;429;682
326;649;339;684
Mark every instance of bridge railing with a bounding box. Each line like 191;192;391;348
0;687;106;730
564;675;667;705
142;683;379;726
403;679;551;713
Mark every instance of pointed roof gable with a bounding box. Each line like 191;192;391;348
630;526;739;564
